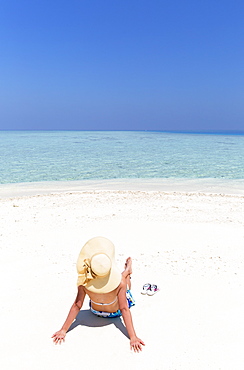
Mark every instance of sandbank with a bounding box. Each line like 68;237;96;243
0;179;244;369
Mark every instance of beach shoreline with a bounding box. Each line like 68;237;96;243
1;177;244;198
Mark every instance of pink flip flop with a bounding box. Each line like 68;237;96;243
147;284;159;296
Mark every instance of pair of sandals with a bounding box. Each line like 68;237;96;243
141;283;159;296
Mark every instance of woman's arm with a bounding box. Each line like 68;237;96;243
52;285;86;344
118;279;145;352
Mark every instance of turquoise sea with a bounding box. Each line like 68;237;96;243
0;130;244;184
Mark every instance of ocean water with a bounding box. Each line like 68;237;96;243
0;130;244;185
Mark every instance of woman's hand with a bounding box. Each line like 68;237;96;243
130;336;145;352
52;329;66;345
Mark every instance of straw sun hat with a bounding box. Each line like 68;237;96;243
76;236;121;293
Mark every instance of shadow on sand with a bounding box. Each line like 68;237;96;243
67;309;129;339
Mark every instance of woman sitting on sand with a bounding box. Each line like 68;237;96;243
52;236;145;352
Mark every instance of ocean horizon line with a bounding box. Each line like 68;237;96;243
1;129;244;136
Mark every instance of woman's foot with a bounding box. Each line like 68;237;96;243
124;257;132;290
124;257;132;275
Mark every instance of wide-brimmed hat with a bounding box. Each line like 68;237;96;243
76;236;121;293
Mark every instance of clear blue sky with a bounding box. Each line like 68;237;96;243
0;0;243;132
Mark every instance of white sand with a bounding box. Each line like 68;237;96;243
1;180;244;369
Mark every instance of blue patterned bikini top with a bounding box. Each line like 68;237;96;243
90;296;118;306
